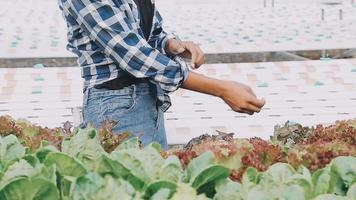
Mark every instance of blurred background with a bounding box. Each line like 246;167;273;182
0;0;355;144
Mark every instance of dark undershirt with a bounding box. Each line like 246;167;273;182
133;0;154;40
94;0;155;90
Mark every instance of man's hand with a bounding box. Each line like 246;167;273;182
219;81;265;115
182;72;265;115
165;39;205;69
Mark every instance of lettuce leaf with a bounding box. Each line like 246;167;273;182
61;128;106;171
71;173;140;200
329;156;356;194
246;184;305;200
0;159;35;187
347;183;356;199
0;177;59;200
312;167;331;196
213;179;244;200
170;183;209;200
95;155;145;190
44;152;87;177
143;180;177;200
159;156;183;183
110;145;164;185
0;135;25;171
116;137;141;150
313;194;348;200
184;151;230;197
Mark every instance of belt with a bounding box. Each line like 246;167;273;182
94;77;149;90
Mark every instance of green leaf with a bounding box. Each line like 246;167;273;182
0;158;57;190
313;194;348;200
159;156;183;183
71;173;104;200
263;163;296;184
143;180;177;200
347;183;356;199
110;150;151;185
246;184;305;200
116;137;141;150
312;167;331;196
183;151;230;197
22;155;39;168
110;146;164;184
61;128;106;171
95;155;145;190
241;167;259;190
330;156;356;188
150;189;170;200
44;152;87;177
35;145;59;162
184;151;215;183
243;164;307;200
147;142;161;152
0;177;59;200
59;176;77;199
0;135;25;167
213;179;244;200
170;183;209;200
289;166;313;199
36;165;57;186
71;173;139;200
193;165;230;196
0;160;35;187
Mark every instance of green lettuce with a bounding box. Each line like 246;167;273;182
44;152;87;177
213;179;244;200
183;151;230;197
71;172;140;200
0;177;59;200
0;135;26;173
347;183;356;199
61;128;106;171
94;155;145;190
170;183;209;200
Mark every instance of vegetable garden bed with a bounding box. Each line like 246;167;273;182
0;116;355;200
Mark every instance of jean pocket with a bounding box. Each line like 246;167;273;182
99;89;137;116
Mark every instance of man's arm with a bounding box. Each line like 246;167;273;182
149;9;205;69
63;0;188;93
182;72;265;115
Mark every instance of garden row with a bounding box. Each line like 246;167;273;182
0;116;355;199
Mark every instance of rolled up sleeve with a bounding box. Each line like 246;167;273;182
65;0;188;93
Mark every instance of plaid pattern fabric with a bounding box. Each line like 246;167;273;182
58;0;189;111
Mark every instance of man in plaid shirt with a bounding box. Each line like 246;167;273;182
59;0;265;148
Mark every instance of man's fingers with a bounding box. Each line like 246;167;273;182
194;45;205;68
249;97;266;108
232;104;258;115
244;103;261;113
188;44;198;69
181;41;204;69
241;109;254;115
232;107;253;115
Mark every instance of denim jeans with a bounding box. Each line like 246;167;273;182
82;83;168;149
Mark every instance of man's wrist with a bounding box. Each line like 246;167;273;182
212;79;227;98
181;71;227;98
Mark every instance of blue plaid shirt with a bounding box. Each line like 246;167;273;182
58;0;189;111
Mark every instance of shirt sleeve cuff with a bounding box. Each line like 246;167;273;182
174;56;190;88
161;33;180;59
